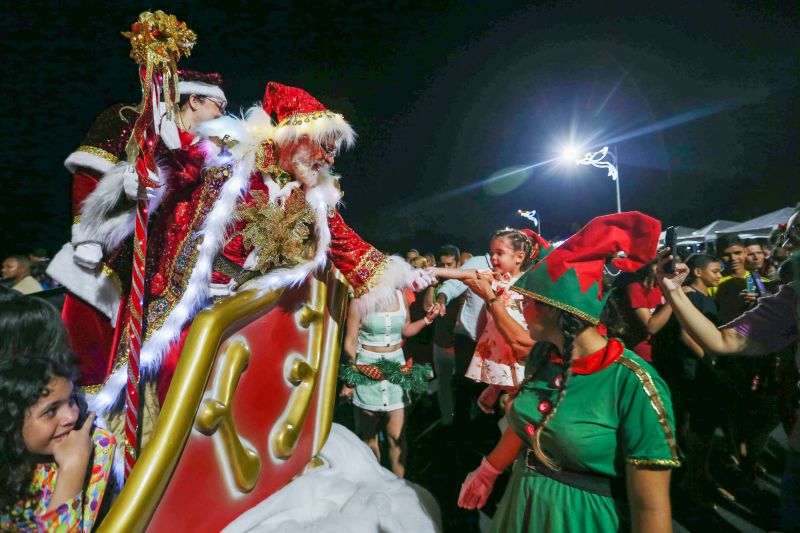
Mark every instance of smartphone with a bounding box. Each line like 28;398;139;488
73;394;90;430
663;226;677;274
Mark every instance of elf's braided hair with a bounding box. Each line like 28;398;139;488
529;307;592;470
491;228;536;270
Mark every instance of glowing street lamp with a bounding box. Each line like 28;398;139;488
561;145;622;213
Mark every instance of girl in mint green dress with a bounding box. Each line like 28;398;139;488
458;212;679;532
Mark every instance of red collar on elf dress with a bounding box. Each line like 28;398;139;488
548;337;624;375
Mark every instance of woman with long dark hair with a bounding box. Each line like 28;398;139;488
457;213;678;532
0;356;114;531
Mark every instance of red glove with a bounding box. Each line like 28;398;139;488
458;457;503;509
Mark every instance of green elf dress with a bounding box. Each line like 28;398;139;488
490;338;680;532
490;211;680;531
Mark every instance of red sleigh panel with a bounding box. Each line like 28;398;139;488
98;268;349;532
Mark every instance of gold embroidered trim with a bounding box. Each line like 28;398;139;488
73;216;81;225
278;110;342;128
615;355;681;465
76;145;119;165
511;286;600;324
101;263;122;293
627;457;682;467
82;383;103;395
144;166;225;339
352;250;389;297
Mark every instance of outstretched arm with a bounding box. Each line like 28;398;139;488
656;252;763;356
431;267;479;281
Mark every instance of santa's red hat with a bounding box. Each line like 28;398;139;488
262;81;355;149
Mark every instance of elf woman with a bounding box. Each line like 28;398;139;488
458;212;679;532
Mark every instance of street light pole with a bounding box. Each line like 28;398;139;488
576;146;621;213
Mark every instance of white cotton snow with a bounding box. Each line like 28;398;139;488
221;423;441;533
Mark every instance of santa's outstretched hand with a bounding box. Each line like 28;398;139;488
407;267;436;292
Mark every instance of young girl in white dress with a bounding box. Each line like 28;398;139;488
433;229;545;413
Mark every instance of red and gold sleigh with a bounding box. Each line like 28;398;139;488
98;266;349;532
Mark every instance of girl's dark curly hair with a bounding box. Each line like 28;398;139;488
0;356;84;511
0;295;75;365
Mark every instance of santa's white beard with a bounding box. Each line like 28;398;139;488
291;147;333;189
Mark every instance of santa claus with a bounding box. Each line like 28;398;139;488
89;82;433;448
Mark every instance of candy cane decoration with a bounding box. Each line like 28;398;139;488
121;11;195;479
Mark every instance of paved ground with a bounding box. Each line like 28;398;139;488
334;391;789;532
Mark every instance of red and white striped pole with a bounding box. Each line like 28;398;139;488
120;10;196;480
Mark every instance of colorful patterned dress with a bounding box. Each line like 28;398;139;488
1;428;115;533
491;339;680;532
466;272;527;387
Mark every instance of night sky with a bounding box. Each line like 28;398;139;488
1;0;798;260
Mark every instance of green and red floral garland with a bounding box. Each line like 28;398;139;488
340;358;432;393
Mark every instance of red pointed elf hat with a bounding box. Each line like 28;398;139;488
512;212;661;323
262;81;355;149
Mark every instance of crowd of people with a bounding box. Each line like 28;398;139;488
0;53;797;532
335;207;799;532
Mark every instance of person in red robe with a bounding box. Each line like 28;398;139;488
48;71;227;388
86;84;435;482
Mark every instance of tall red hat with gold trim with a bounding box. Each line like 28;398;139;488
262;81;356;149
512;212;661;323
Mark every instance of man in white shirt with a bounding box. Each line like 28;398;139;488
435;252;491;427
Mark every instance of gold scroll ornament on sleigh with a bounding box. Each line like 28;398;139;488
98;266;349;532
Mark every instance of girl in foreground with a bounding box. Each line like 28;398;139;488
458;212;679;532
0;356;115;532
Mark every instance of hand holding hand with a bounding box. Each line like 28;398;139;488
425;302;445;320
458;457;503;509
73;242;103;269
464;276;496;302
408;267;436;292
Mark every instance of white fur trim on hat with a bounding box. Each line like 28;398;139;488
272;112;356;150
179;81;227;105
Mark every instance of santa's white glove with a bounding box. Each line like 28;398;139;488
458;457;503;510
406;267;436;292
123;164;161;201
73;242;103;270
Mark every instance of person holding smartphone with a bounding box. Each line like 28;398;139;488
0;356;115;532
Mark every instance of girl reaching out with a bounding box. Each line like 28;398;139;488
433;228;549;413
0;356;115;532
